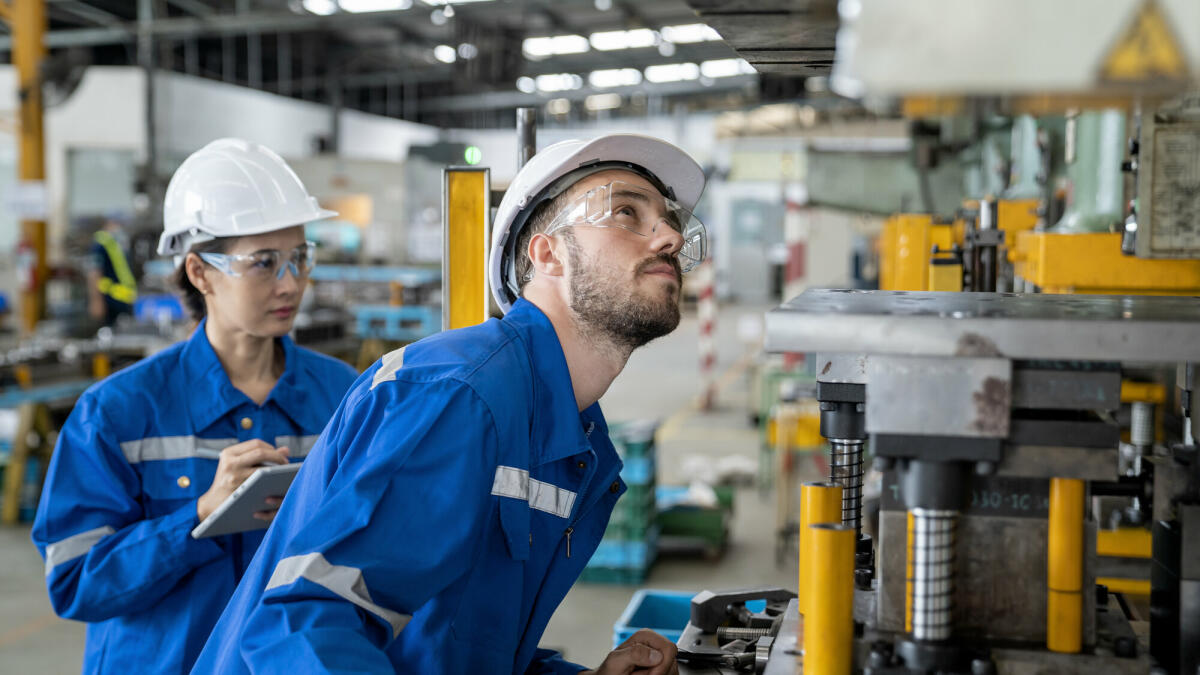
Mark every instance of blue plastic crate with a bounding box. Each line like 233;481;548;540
612;589;694;649
351;304;440;342
620;455;655;486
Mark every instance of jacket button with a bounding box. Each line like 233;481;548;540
240;417;253;430
577;461;586;469
609;480;620;493
177;476;191;488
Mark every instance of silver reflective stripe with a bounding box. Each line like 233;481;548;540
490;466;577;519
370;347;406;390
274;434;321;458
120;436;236;464
44;526;115;577
266;552;411;638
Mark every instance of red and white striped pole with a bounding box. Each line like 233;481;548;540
698;259;717;411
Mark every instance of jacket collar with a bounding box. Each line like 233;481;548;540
180;318;312;431
503;299;600;466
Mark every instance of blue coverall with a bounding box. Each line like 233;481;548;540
193;298;629;674
32;320;357;673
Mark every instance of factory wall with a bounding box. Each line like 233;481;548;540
0;66;441;312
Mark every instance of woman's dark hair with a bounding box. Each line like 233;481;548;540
173;238;234;321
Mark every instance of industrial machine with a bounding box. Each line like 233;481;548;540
691;291;1199;675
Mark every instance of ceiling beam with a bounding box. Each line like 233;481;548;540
418;73;757;113
165;0;214;17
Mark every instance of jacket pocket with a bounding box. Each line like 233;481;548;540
450;499;526;655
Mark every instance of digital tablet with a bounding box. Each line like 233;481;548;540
190;462;302;539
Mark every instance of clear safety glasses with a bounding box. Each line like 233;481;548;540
544;181;707;273
199;241;317;281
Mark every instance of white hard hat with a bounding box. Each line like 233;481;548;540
488;133;705;313
157;138;337;257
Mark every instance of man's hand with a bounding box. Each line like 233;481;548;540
584;628;678;675
196;440;290;522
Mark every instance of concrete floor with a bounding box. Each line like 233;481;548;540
0;301;816;672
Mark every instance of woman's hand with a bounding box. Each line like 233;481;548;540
196;440;290;522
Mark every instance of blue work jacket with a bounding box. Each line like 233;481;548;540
31;320;357;674
193;298;629;674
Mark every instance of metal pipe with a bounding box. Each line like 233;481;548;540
1048;477;1084;653
516;107;537;170
909;507;956;642
799;481;843;618
829;439;864;536
803;522;855;675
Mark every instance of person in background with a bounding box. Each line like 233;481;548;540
87;213;136;326
32;138;358;674
194;133;707;674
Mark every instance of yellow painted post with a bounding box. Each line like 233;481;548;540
803;522;855;675
905;510;914;633
442;168;491;330
1048;477;1084;653
799;481;843;617
13;0;48;334
92;353;112;379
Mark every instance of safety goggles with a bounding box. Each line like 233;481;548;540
544;181;707;273
198;241;317;281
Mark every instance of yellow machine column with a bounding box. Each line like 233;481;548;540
803;522;856;674
1048;477;1085;653
798;481;843;618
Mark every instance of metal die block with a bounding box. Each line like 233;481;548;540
815;353;868;384
1011;364;1122;411
997;445;1119;482
866;356;1011;438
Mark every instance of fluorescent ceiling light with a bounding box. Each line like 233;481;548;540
536;73;584;93
700;58;755;78
302;0;338;15
547;98;571;115
589;28;657;51
644;62;700;83
420;0;494;5
516;76;537;94
523;34;590;58
434;45;457;63
588;68;642;88
660;23;721;43
338;0;412;10
585;93;622;111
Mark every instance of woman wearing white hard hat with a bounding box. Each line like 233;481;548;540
32;139;358;674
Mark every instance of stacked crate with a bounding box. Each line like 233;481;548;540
581;420;659;584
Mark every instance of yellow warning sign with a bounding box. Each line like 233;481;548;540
1101;0;1189;81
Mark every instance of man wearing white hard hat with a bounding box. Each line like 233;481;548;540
195;133;707;675
32;139;358;674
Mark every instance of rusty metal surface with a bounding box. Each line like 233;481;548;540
866;356;1011;438
766;290;1200;362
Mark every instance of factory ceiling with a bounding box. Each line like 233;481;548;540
7;0;812;127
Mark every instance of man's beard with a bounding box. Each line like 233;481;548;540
565;232;682;350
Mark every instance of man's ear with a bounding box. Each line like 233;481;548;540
527;232;565;278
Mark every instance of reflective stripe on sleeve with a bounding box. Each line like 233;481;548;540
45;526;116;577
370;348;406;390
490;466;577;519
120;436;237;464
273;434;321;458
265;552;412;638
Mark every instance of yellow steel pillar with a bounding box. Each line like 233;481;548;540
798;481;843;617
803;522;855;674
12;0;47;334
1047;477;1084;653
442;167;491;330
